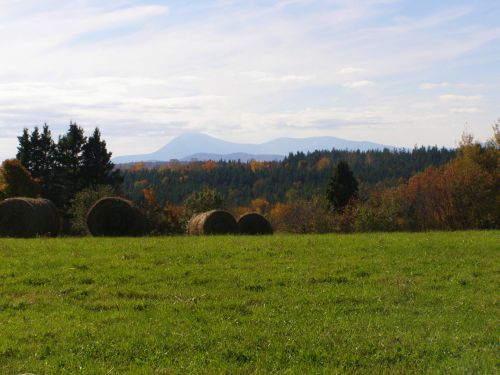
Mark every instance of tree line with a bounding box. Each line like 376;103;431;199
9;123;121;209
1;121;497;234
121;146;456;206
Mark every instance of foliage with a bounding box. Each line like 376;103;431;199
268;197;336;233
0;159;40;198
0;232;498;373
354;128;499;231
140;188;185;235
326;161;359;212
67;185;117;235
121;147;455;206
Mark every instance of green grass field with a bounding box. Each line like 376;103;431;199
0;232;498;374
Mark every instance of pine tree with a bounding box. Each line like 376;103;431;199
53;123;87;206
16;128;32;170
81;128;122;189
38;124;56;196
326;161;358;212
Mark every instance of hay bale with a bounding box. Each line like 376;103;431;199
188;210;237;235
86;197;146;237
237;212;273;235
0;197;60;238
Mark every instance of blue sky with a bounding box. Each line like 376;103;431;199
0;0;499;159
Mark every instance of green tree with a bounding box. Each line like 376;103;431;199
67;185;117;235
53;123;87;207
16;128;32;170
30;124;56;197
183;188;224;215
0;159;40;198
326;161;359;212
81;128;122;189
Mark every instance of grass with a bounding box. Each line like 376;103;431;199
0;231;498;374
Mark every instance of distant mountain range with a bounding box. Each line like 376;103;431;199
113;133;393;163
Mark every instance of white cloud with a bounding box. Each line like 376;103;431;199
450;107;483;113
439;94;483;102
338;67;366;75
343;80;375;88
419;82;449;90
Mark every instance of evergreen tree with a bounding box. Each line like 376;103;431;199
81;128;122;189
16;128;32;170
37;124;56;197
326;161;358;212
53;123;87;206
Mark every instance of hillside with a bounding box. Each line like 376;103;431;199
121;146;455;206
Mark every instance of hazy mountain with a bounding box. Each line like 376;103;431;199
113;132;393;163
180;153;284;162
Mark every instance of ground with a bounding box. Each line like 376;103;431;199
0;231;498;373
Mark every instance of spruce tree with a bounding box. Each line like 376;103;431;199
326;161;358;212
81;128;121;189
53;123;87;206
16;128;32;170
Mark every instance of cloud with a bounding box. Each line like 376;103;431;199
342;80;375;89
419;82;450;90
338;67;366;75
450;107;483;113
439;94;483;102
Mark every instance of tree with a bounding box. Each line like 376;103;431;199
16;128;32;170
183;188;224;214
53;123;87;206
326;161;358;212
81;128;122;189
67;185;116;235
0;159;40;198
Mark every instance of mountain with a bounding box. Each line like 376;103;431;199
113;132;393;163
180;153;284;162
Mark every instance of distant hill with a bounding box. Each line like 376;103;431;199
113;132;394;163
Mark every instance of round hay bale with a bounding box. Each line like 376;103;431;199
188;210;237;235
0;197;60;238
237;212;273;235
86;197;146;237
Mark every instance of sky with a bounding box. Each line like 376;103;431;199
0;0;499;159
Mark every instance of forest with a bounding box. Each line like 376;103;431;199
1;122;498;234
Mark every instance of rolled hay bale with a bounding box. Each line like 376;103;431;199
86;197;147;237
237;212;273;235
0;197;60;238
188;209;237;235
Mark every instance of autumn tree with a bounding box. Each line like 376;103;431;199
0;159;40;198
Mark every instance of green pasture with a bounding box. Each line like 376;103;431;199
0;232;498;373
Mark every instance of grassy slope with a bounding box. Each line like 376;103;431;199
0;232;498;374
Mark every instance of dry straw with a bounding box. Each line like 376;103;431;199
237;212;273;235
188;209;237;235
0;197;60;238
86;197;146;237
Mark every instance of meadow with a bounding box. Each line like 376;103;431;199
0;231;498;374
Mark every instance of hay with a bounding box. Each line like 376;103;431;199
0;197;60;238
86;197;146;237
237;212;273;235
187;210;237;235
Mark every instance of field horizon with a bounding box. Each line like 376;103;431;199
0;231;498;373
